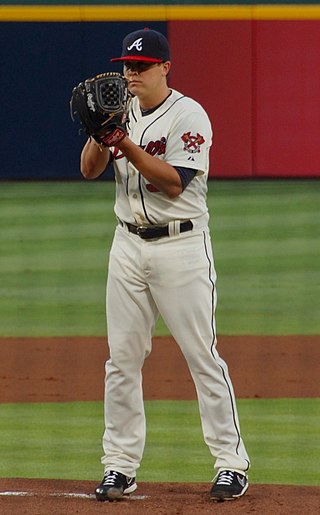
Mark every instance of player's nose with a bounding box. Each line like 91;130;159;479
125;69;138;77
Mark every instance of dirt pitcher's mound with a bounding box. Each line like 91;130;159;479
0;479;319;515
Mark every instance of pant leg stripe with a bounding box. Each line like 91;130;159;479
202;230;243;457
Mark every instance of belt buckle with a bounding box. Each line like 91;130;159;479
137;226;148;238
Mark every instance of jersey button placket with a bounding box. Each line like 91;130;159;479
127;166;142;218
128;191;142;220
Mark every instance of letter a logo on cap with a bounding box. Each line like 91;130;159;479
127;37;143;51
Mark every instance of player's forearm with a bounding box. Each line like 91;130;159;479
80;138;110;179
118;137;182;198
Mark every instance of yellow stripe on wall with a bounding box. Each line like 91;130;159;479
1;5;320;22
254;5;320;19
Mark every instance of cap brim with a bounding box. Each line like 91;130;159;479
110;56;163;63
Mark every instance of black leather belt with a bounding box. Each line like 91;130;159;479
119;220;193;240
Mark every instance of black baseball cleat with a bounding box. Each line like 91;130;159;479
95;470;137;501
210;469;248;502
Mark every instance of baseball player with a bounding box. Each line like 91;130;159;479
80;28;250;502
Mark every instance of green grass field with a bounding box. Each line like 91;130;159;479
0;180;319;485
0;399;319;486
1;180;319;336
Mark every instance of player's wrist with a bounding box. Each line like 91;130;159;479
99;127;126;147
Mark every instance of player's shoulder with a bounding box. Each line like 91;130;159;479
169;89;207;114
168;90;210;125
168;89;211;131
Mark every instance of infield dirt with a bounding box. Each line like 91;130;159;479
0;335;319;514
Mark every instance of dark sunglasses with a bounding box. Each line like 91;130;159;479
123;61;160;73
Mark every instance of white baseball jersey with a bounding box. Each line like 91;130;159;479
112;89;212;225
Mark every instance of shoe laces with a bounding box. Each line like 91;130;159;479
215;470;235;486
102;470;121;486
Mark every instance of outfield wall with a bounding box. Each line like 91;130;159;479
1;3;320;179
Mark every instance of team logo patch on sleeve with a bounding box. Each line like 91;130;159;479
181;132;205;153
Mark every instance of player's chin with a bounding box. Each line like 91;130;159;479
128;82;141;94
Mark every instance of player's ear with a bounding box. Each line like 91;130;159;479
162;61;171;77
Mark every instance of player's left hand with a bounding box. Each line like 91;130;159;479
70;72;130;147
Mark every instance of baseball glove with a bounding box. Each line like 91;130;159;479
70;72;130;147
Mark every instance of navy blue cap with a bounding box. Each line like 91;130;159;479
111;28;170;63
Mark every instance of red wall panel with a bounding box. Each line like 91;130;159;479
254;21;320;177
169;19;320;178
168;21;253;178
